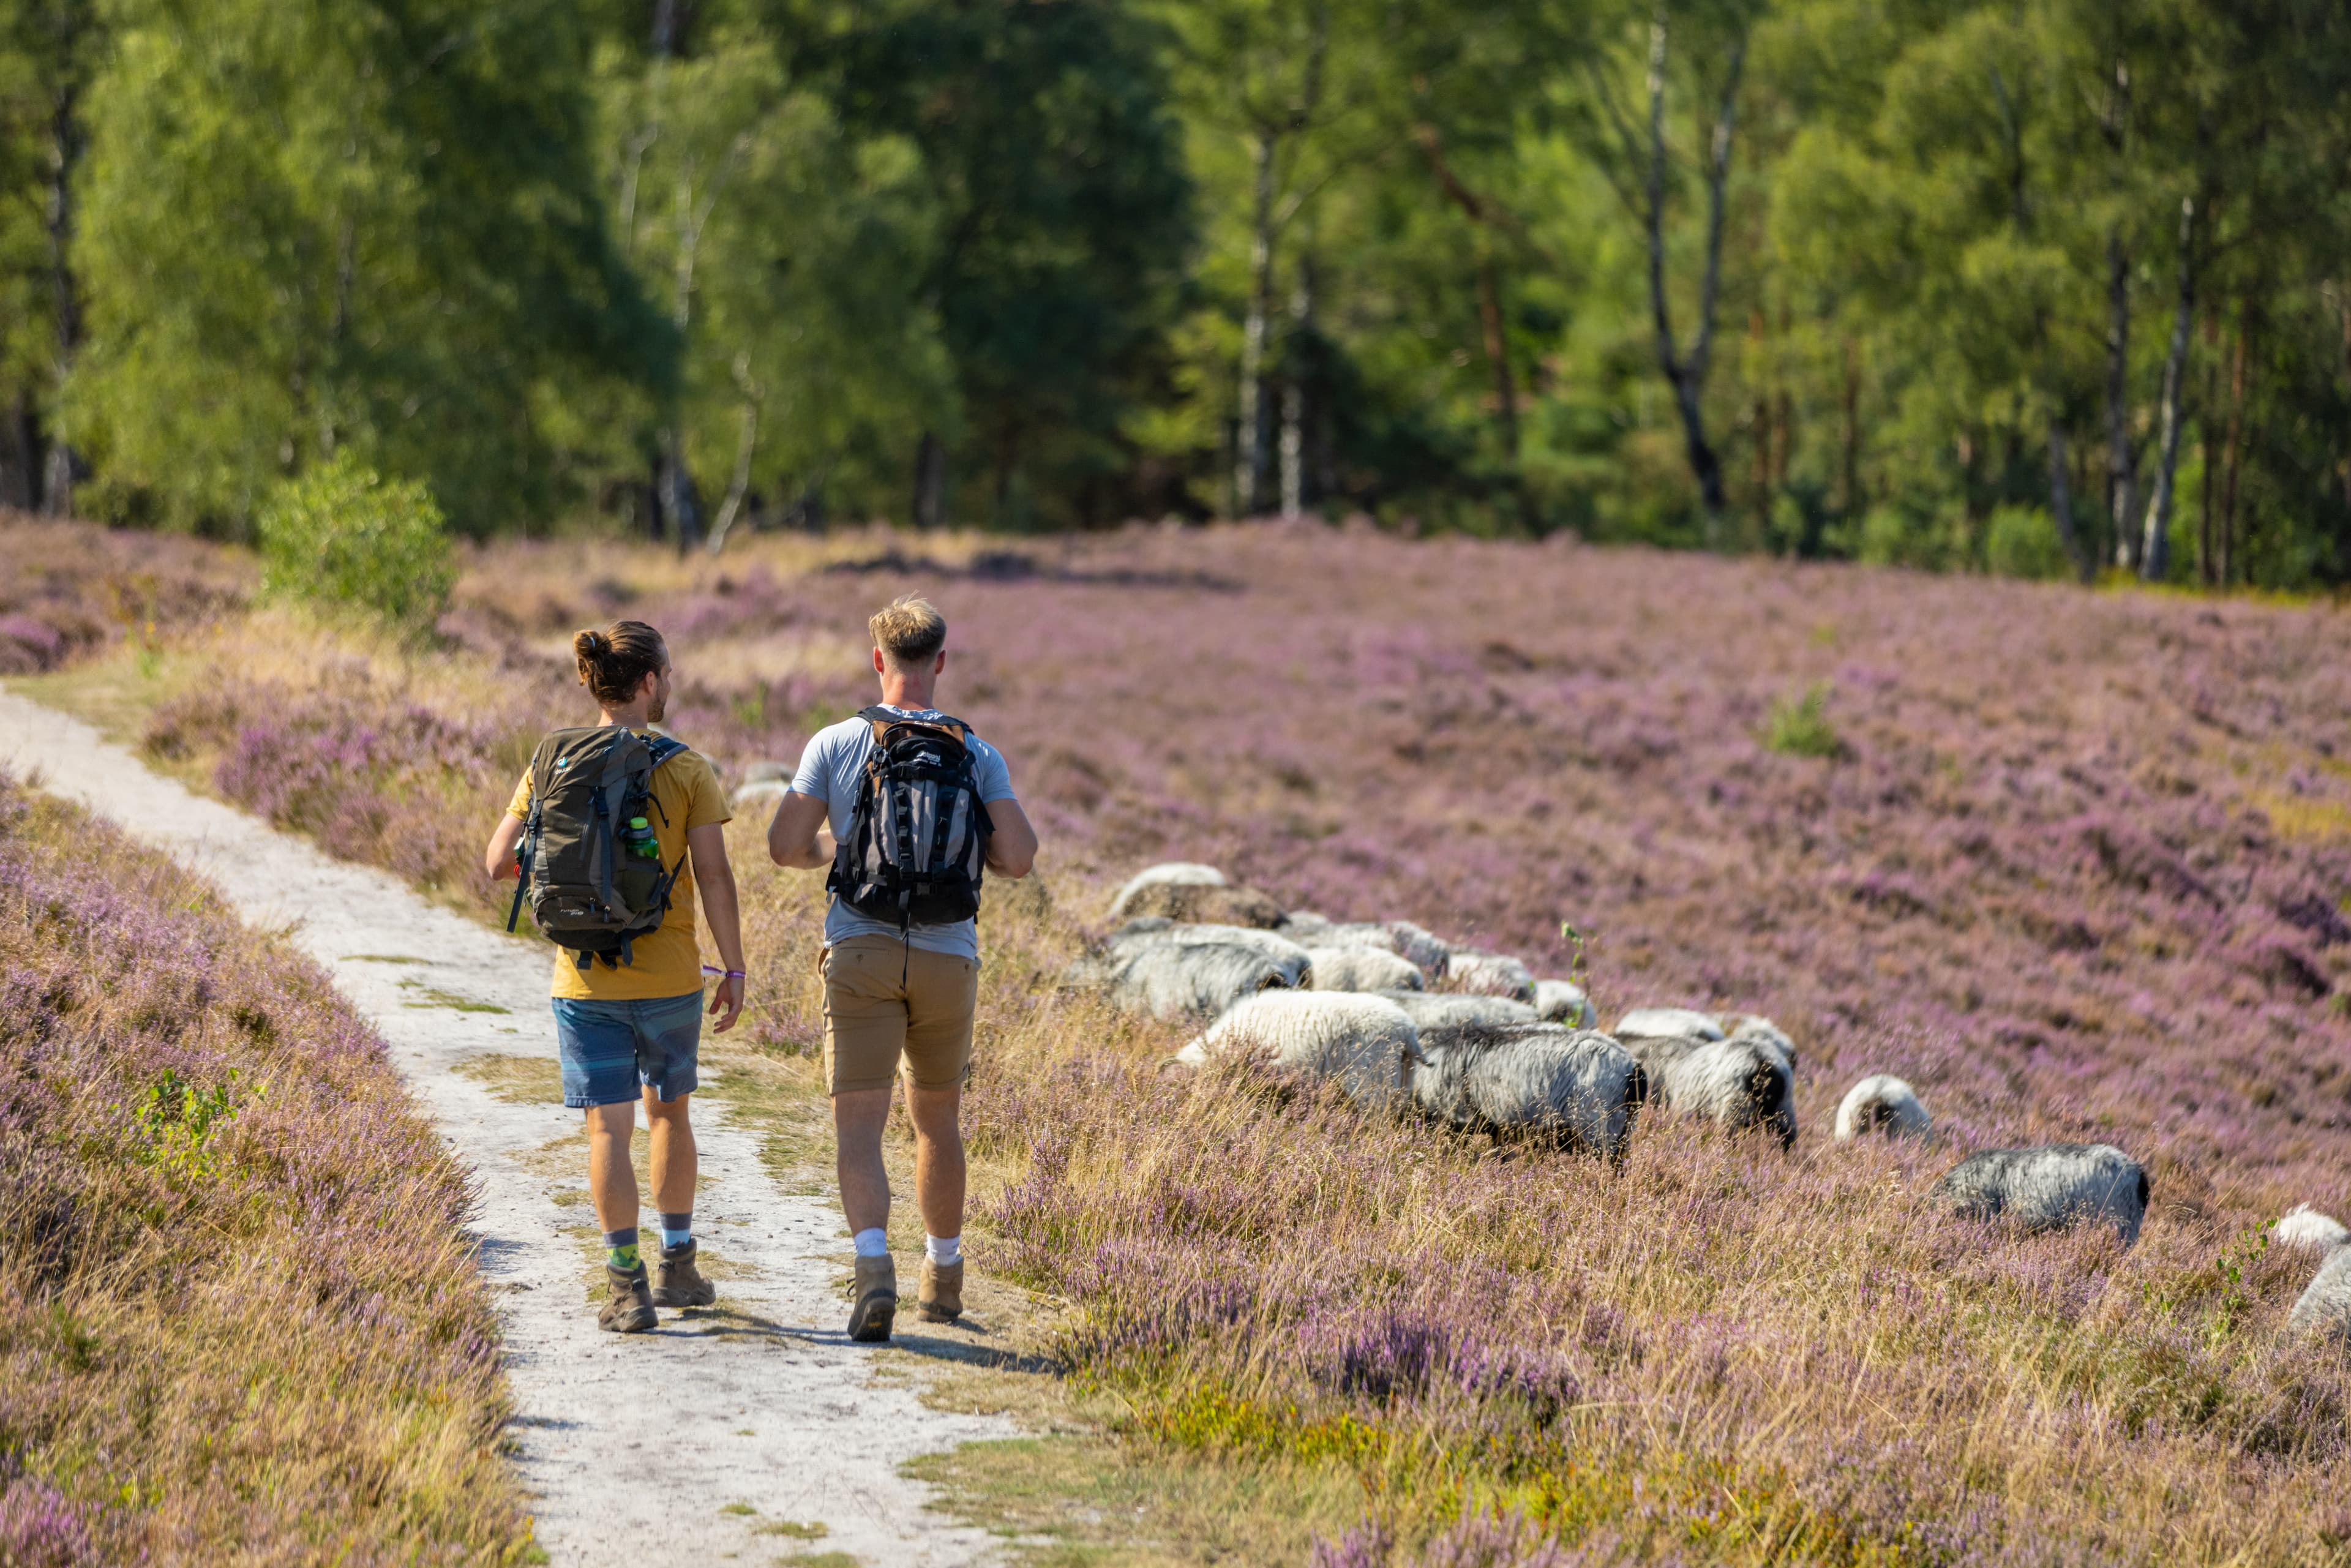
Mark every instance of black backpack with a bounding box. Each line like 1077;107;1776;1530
507;726;691;969
827;706;994;930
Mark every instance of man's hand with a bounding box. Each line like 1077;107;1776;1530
768;790;832;869
707;973;744;1032
483;813;525;880
984;798;1038;879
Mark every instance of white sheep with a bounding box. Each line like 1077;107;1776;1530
1277;910;1337;940
2275;1204;2350;1251
1302;945;1425;992
1834;1075;1930;1141
1624;1032;1797;1149
1532;980;1596;1027
731;778;790;812
1319;921;1452;977
1930;1143;2149;1247
1613;1007;1726;1043
1065;940;1293;1020
1108;918;1314;988
1410;1022;1644;1159
1445;950;1535;1002
1721;1014;1800;1073
2289;1247;2351;1343
1374;991;1539;1030
1177;989;1418;1110
1109;861;1226;920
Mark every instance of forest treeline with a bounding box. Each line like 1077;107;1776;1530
1;0;2347;586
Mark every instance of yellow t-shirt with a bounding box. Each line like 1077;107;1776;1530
507;735;731;1000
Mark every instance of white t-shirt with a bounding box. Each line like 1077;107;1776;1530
787;706;1018;959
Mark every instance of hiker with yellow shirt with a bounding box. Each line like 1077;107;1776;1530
482;620;746;1334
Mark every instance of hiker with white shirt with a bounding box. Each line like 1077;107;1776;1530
766;595;1038;1341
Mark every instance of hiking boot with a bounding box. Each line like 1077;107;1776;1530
599;1261;657;1334
918;1258;964;1323
652;1238;716;1309
847;1254;897;1343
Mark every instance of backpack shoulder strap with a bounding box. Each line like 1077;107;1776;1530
857;705;970;746
644;733;690;770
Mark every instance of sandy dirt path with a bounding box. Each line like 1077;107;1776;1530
0;689;1014;1565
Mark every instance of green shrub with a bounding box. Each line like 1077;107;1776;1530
258;453;454;632
1986;505;2074;580
1761;683;1845;760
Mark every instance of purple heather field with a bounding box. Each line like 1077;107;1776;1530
17;516;2351;1562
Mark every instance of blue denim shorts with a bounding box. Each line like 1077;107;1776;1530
551;992;703;1108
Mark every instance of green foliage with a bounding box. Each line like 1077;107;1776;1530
1761;683;1844;760
258;453;454;632
133;1066;256;1184
1986;505;2072;581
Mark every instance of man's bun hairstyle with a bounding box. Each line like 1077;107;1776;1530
869;595;947;667
573;619;668;708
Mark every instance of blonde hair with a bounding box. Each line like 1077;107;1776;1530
572;620;667;708
869;595;947;666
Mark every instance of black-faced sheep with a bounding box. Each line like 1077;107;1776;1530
1622;1031;1798;1149
1930;1143;2149;1247
1410;1022;1644;1159
2289;1246;2351;1343
1176;990;1418;1109
1108;918;1315;988
1109;862;1225;920
1374;991;1540;1030
1532;980;1596;1027
2275;1204;2350;1251
1117;880;1286;928
1835;1075;1931;1141
1064;941;1293;1020
1303;945;1425;992
1445;950;1536;1002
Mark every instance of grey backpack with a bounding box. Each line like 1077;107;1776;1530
506;726;689;969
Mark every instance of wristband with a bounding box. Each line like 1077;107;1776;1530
701;966;748;981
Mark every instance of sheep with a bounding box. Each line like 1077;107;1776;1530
1109;861;1225;920
2289;1247;2351;1343
731;778;790;812
1410;1022;1645;1159
1532;979;1596;1027
1302;945;1425;992
1117;880;1286;928
1317;921;1452;977
2275;1203;2350;1251
1834;1075;1931;1141
1612;1007;1726;1044
1930;1143;2149;1247
1176;990;1418;1109
1721;1014;1800;1074
1445;950;1536;1002
1107;918;1314;988
1065;940;1293;1021
1624;1032;1797;1149
1373;991;1539;1030
1277;910;1337;940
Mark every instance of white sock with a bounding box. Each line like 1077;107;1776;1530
925;1234;961;1266
853;1228;890;1259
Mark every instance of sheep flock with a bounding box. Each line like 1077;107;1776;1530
1063;859;2351;1343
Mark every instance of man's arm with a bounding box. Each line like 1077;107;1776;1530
768;790;832;869
483;814;525;880
984;798;1037;879
687;822;745;1032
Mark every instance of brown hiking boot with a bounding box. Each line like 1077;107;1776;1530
847;1254;897;1343
599;1261;656;1333
652;1239;715;1308
918;1258;964;1323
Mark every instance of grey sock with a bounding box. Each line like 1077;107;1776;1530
659;1211;692;1248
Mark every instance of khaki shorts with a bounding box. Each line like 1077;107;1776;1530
821;936;980;1095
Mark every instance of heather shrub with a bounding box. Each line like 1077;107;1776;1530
258;453;455;634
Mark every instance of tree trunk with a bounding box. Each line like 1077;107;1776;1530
1280;252;1316;520
707;396;759;554
658;430;703;552
1476;256;1519;467
912;431;947;530
2138;196;2197;582
40;78;82;517
1840;336;1860;517
1234;128;1278;518
2218;307;2251;588
2047;416;2087;580
2104;232;2135;572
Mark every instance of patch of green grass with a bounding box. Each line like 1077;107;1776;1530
777;1553;860;1568
721;1501;759;1516
454;1052;562;1103
757;1519;829;1539
344;952;429;964
399;980;509;1013
1760;682;1846;760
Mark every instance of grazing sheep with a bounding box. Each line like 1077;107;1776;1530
2275;1204;2350;1251
1721;1014;1799;1073
1303;945;1425;992
1446;950;1536;1002
1117;880;1286;928
1318;921;1452;977
1624;1032;1797;1149
1374;991;1540;1030
1930;1144;2150;1247
741;760;797;784
2289;1247;2351;1343
731;778;790;812
1177;990;1418;1109
1066;941;1292;1020
1834;1075;1931;1141
1612;1007;1726;1043
1532;980;1596;1027
1277;910;1337;940
1411;1022;1645;1158
1109;862;1226;920
1108;919;1314;988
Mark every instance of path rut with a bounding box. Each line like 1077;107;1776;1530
0;689;1014;1565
